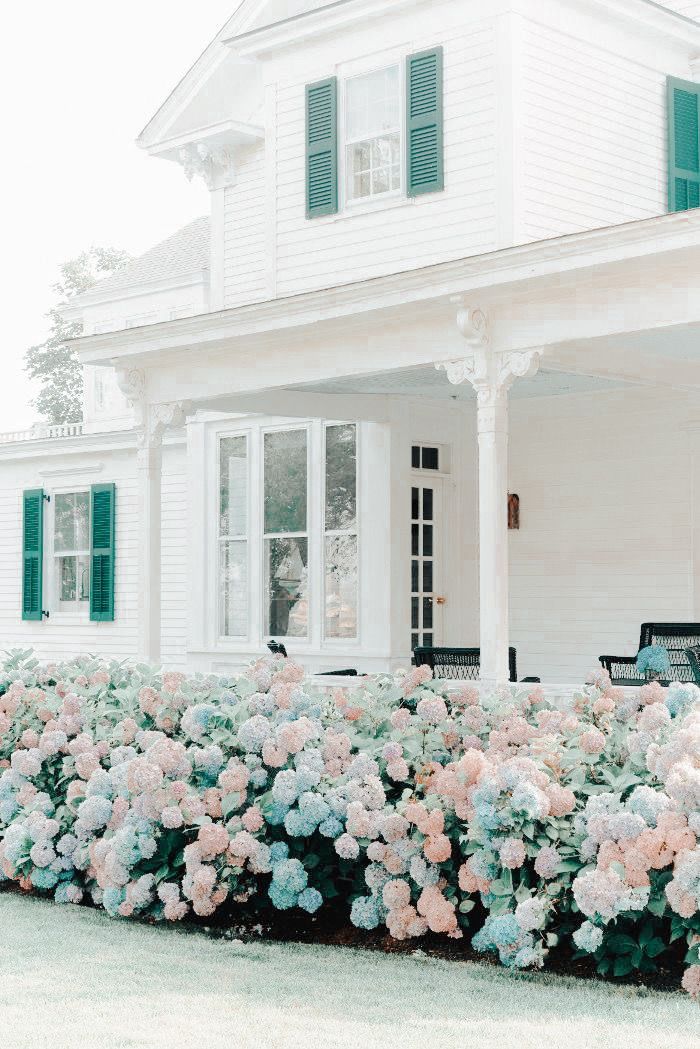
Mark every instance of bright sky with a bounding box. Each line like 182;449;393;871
0;1;237;431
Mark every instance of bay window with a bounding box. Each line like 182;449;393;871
215;421;359;646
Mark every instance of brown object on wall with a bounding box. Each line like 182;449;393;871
508;493;520;530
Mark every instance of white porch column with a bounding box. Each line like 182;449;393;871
117;369;188;665
438;309;542;685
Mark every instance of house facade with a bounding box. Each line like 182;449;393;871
3;0;700;684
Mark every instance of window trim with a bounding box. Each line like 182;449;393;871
49;486;91;621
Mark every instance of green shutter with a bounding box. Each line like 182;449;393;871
22;489;44;621
668;77;700;212
406;47;444;197
90;483;115;622
305;77;338;218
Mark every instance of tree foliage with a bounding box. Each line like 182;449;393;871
24;247;130;424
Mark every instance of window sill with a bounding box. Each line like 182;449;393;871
311;192;417;226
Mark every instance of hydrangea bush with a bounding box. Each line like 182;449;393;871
0;651;699;998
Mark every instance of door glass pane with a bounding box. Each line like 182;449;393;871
325;425;357;531
412;523;419;556
411;597;419;630
411;487;419;520
220;541;248;637
325;535;357;639
423;525;433;557
54;493;89;552
421;447;439;470
423;561;433;593
220;436;247;537
264;430;307;534
265;538;309;638
422;488;433;521
411;560;419;593
423;597;433;630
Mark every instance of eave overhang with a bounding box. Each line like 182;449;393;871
72;209;700;372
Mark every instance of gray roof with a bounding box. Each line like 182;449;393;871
91;216;210;295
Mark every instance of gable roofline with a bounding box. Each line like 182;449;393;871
138;0;268;150
226;0;700;58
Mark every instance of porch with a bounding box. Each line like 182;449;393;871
73;210;700;685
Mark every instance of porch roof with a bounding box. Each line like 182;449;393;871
72;209;700;408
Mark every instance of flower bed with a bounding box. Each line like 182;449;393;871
0;651;698;998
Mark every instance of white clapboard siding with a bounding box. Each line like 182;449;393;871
0;439;187;667
271;21;497;297
223;145;268;309
507;387;695;682
655;0;700;19
519;19;667;242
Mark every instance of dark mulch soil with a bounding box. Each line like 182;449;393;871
1;885;687;993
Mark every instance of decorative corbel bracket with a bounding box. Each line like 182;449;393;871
436;308;544;409
178;143;236;190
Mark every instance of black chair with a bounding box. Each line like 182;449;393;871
599;623;700;686
414;646;519;683
685;645;700;687
267;640;357;677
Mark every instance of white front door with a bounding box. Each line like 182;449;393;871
410;478;443;651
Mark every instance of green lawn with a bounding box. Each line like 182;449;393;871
0;893;697;1049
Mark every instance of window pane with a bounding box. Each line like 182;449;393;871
220;541;248;637
54;493;89;552
421;447;439;471
411;523;419;556
325;535;358;639
265;538;309;638
325;424;357;531
57;555;89;604
219;436;247;538
264;430;307;534
346;67;399;140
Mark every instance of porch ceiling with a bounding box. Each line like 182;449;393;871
283;365;624;400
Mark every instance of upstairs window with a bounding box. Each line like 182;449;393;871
345;66;401;203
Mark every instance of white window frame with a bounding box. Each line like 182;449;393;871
208;418;362;654
217;431;251;642
49;487;91;620
322;422;360;643
339;50;407;214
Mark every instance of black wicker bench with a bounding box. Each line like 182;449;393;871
414;646;521;683
685;645;700;687
599;623;700;686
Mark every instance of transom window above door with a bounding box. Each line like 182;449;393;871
344;66;401;203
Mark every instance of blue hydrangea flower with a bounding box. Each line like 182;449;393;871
350;895;380;930
298;888;323;914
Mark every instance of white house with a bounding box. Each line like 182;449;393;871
3;0;700;686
